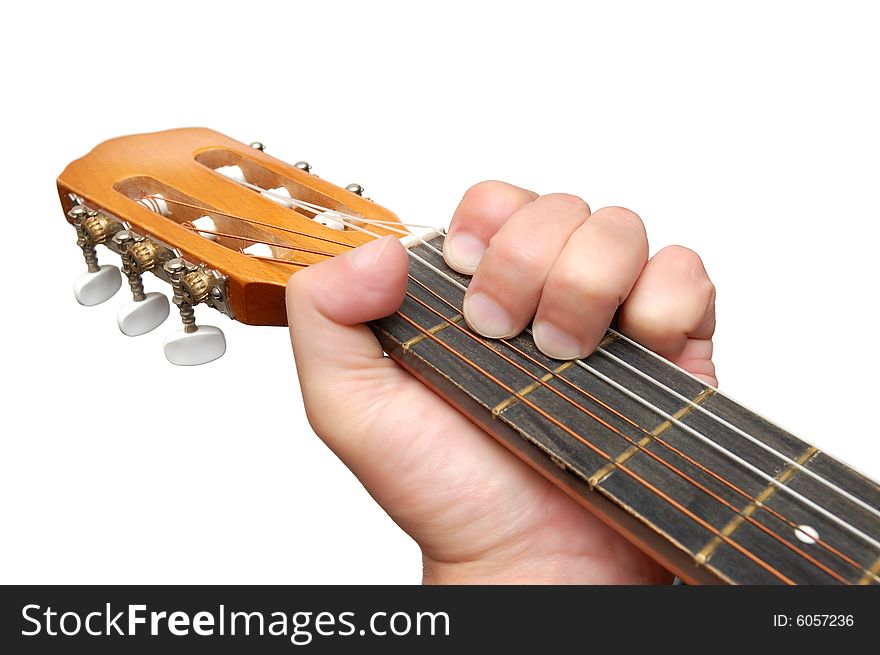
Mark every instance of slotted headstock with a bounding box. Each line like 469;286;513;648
58;127;402;327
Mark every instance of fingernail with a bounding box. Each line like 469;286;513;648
348;236;393;270
445;233;486;273
533;321;583;360
464;293;514;338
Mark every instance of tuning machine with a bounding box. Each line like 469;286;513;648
113;230;170;336
162;258;226;366
68;205;123;306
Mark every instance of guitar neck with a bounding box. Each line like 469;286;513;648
370;235;880;585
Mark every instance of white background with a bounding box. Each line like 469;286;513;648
1;1;877;583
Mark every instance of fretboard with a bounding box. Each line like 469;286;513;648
370;236;880;585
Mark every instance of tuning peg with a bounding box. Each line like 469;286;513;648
162;259;226;366
294;161;312;173
345;183;364;196
249;141;265;151
164;325;226;366
69;205;122;306
118;293;170;336
74;266;122;306
113;230;170;336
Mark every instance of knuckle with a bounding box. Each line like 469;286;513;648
285;268;308;300
599;206;645;233
657;245;714;292
463;179;514;204
552;265;623;309
541;192;591;215
490;236;544;272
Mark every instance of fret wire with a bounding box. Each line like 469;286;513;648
402;282;853;583
407;263;874;578
156;194;879;576
391;306;796;584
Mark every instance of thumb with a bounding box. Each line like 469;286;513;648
285;236;410;440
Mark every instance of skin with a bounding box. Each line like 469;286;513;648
286;181;716;584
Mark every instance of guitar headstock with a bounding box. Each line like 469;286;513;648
58;127;403;364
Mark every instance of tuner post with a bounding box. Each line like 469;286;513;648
114;230;145;301
68;205;100;273
68;204;122;306
165;258;197;334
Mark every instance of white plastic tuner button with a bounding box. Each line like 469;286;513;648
261;186;294;207
73;265;122;306
117;292;170;336
163;326;226;366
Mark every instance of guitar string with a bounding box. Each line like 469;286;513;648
179;223;337;258
143;190;880;562
400;282;853;583
226;179;450;258
406;273;872;580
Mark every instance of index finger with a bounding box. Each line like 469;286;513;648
443;180;538;274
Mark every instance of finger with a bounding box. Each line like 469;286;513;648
532;206;648;359
286;236;410;439
463;193;591;338
618;245;717;385
443;180;538;274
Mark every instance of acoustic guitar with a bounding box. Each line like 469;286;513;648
58;128;880;585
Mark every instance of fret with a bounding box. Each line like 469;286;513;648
589;387;717;487
492;361;574;417
402;314;463;350
695;446;819;566
369;236;880;585
857;556;880;585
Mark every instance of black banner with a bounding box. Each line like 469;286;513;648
1;585;875;652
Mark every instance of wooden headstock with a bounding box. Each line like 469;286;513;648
58;127;402;328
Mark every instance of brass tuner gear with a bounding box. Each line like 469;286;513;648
181;270;211;305
81;214;117;244
127;240;160;273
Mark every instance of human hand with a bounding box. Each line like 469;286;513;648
286;181;716;584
